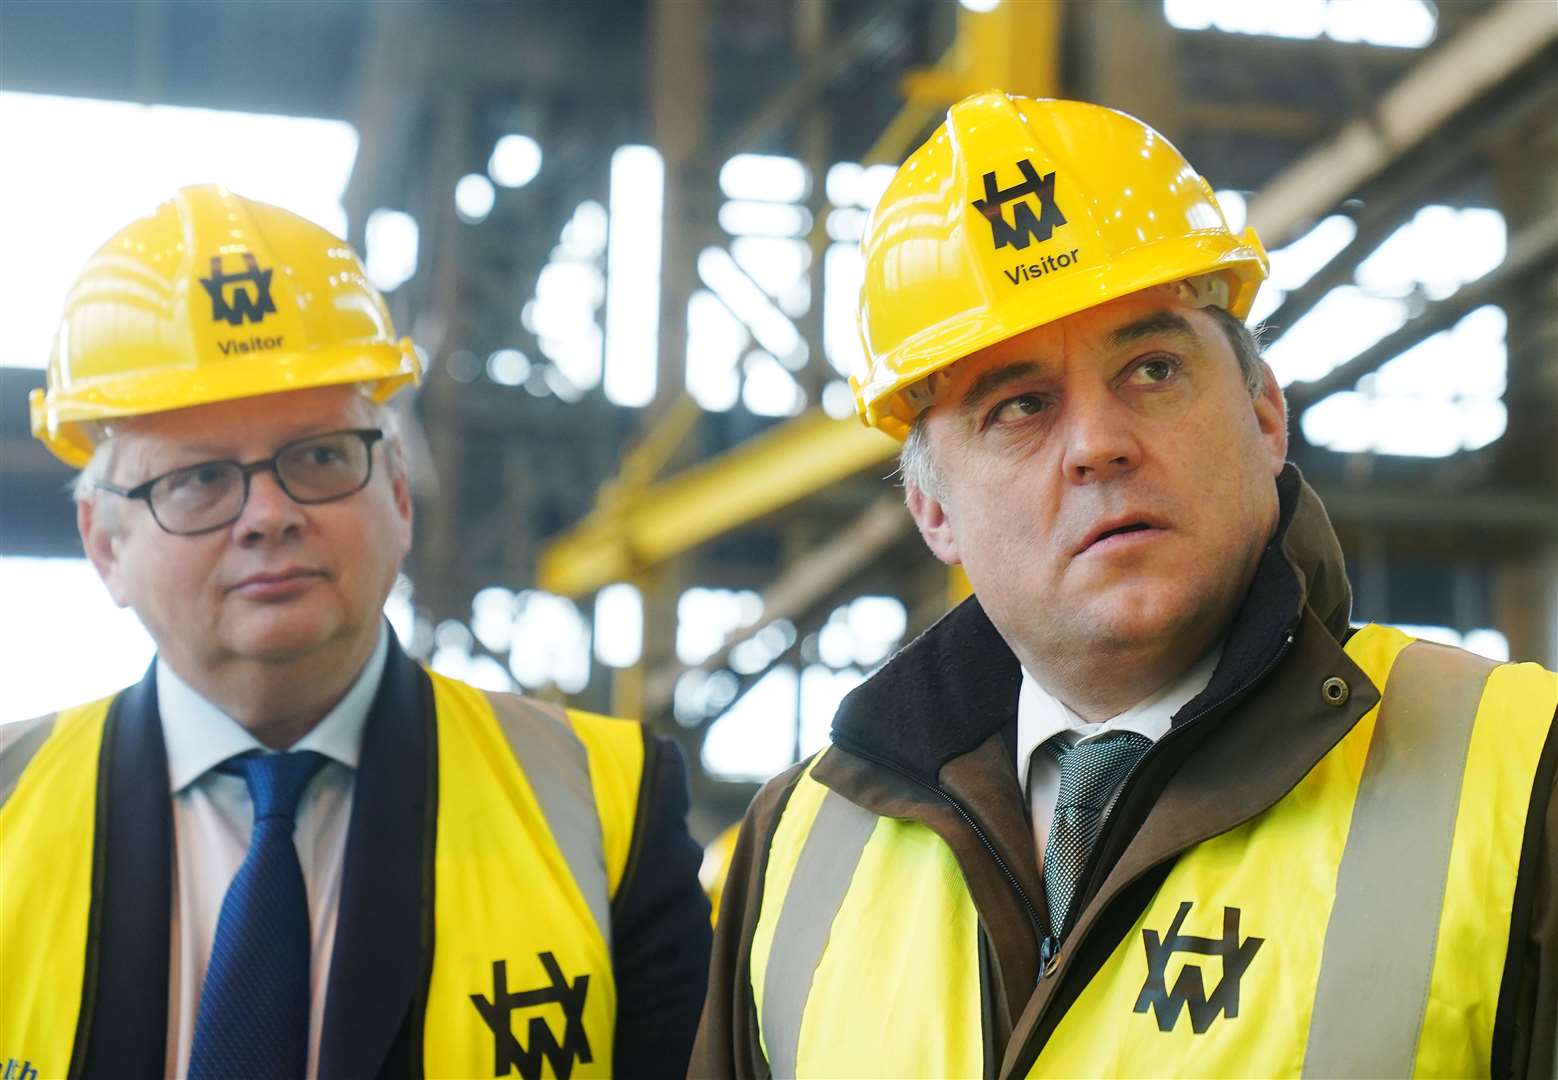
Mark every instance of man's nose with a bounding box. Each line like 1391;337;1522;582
233;467;306;543
1059;387;1143;483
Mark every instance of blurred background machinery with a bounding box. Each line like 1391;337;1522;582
2;0;1555;839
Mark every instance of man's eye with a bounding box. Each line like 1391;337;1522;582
990;393;1047;425
1132;357;1179;384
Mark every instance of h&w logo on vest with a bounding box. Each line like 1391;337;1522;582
970;159;1068;251
1134;901;1265;1034
470;952;591;1079
199;252;277;326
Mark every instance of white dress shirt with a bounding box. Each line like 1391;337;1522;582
159;627;387;1080
1016;645;1222;869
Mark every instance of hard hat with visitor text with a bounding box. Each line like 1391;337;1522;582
30;184;421;467
852;91;1268;439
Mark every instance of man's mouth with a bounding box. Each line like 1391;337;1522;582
1075;518;1163;555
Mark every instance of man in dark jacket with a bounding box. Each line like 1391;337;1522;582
693;92;1557;1078
3;185;709;1080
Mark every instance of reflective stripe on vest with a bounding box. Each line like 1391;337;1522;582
0;713;57;810
751;759;987;1077
1301;640;1496;1077
749;625;1558;1078
482;690;613;947
0;675;646;1080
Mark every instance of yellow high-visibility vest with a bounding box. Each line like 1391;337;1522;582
0;671;645;1079
750;626;1557;1078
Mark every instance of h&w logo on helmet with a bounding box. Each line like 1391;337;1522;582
200;252;277;326
1134;901;1264;1034
470;952;591;1079
971;159;1068;251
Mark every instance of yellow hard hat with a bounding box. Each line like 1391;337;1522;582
30;184;422;467
852;92;1269;439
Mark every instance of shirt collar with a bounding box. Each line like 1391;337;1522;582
159;625;389;793
1016;642;1223;794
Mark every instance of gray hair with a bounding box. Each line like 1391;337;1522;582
898;311;1269;502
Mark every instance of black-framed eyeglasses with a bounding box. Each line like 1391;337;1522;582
95;428;386;536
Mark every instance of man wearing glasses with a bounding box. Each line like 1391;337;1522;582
2;185;710;1080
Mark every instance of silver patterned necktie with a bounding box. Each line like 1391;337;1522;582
1041;731;1153;940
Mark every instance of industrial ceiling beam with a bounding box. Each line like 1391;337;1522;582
1245;0;1558;248
535;410;897;598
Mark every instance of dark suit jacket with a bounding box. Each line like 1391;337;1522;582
75;634;711;1079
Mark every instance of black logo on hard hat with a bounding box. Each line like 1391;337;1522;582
1134;902;1264;1034
971;159;1068;251
200;252;277;326
470;952;591;1079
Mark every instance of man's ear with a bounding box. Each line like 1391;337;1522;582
78;497;132;607
905;483;961;566
1253;361;1289;476
390;462;414;557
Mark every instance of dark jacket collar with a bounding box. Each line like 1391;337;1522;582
77;630;435;1080
830;465;1350;783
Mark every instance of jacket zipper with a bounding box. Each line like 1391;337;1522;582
829;735;1047;947
1052;628;1298;948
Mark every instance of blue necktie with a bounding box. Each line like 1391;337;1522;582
1042;731;1152;939
189;750;328;1080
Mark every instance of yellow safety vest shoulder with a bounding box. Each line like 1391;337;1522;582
0;669;646;1080
748;625;1558;1078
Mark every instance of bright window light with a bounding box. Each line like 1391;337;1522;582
509;591;591;694
686;290;747;412
1356;206;1506;301
1266;286;1406;387
731;237;811;301
604;145;664;408
719;201;812;238
823;243;866;377
486;349;531;386
960;0;1002;11
741;351;805;417
594;583;644;668
676;587;761;666
1247;283;1285;326
1164;0;1434;46
700;666;800;780
1214;189;1248;233
489;133;543;189
1269;214;1358;291
519;201;611;396
455;173;495;223
560;200;609;260
824;162;898;212
365;208;419;292
0;91;357;372
471;586;516;652
1300;305;1508;457
800;665;863;756
719;154;810;203
0;558;155;725
698;246;806;367
821;380;857;419
1327;0;1436;48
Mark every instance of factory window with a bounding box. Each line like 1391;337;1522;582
698;595;907;781
0;558;155;725
0;91;357;373
1164;0;1436;48
1254;206;1509;458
